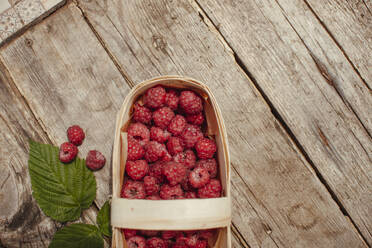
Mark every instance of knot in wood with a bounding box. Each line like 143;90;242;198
152;35;167;51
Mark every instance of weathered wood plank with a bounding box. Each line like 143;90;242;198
76;0;366;246
196;0;372;244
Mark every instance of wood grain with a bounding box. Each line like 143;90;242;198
75;0;366;246
196;0;372;244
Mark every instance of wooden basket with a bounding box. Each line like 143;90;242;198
111;76;231;248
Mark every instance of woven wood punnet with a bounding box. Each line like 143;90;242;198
111;76;231;248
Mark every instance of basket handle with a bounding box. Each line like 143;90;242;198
111;197;231;230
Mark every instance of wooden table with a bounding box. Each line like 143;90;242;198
0;1;371;247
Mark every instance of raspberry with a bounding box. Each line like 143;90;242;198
196;159;217;178
150;127;171;143
122;229;137;239
145;141;167;162
140;230;159;237
59;142;78;163
186;113;204;126
168;115;186;136
127;139;145;161
198;179;221;198
67;125;85;146
86;150;106;170
179;91;203;114
167;137;184;156
126;160;149;180
189;167;210;188
160;184;184;199
133;103;152;124
121;180;146;199
173;150;196;169
175;237;188;247
180;170;193;191
185;233;199;247
153;107;175;129
195;138;216;159
196;239;208;248
181;125;203;148
127;236;146;248
162;161;187;186
144;86;166;109
162;231;178;240
128;123;150;146
199;229;216;239
165;90;179;110
146;194;161;200
144;176;160;195
185;191;197;199
149;161;166;183
147;237;167;248
161;150;172;162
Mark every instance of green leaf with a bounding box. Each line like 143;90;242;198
28;140;96;222
97;200;112;237
49;223;103;248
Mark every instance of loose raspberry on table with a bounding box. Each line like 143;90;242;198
153;107;175;129
126;160;149;180
147;237;167;248
196;239;208;248
144;176;160;195
140;230;159;237
189;167;210;188
162;161;187;186
160;184;184;199
149;161;166;183
146;194;161;200
122;229;137;239
179;90;203;114
127;236;146;248
185;191;197;199
133;103;152;124
150;127;171;143
86;150;106;170
168;115;187;136
127;139;145;161
165;89;179;110
186;113;204;126
67;125;85;146
144;86;166;109
128;123;150;146
198;179;222;198
173;150;196;169
181;124;203;148
59;142;78;163
162;231;178;240
145;141;167;162
195;138;217;159
196;158;217;178
167;137;184;156
121;180;146;199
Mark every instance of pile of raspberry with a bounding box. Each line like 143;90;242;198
121;86;222;247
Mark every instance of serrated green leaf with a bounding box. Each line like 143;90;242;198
49;223;103;248
28;140;96;222
97;200;111;237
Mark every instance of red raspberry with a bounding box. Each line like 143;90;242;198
145;141;168;163
121;180;146;199
185;233;199;247
165;90;179;110
196;239;208;248
199;229;216;239
161;150;172;162
86;150;106;170
146;194;161;200
175;237;188;247
133;103;152;124
67;125;85;146
128;123;150;146
147;237;167;248
195;138;217;159
127;236;146;248
149;161;166;183
153;107;175;129
126;160;149;180
122;229;137;239
186;113;204;126
179;91;203;114
140;230;159;237
173;150;196;169
189;167;210;188
144;176;160;195
180;170;193;191
162;231;178;240
167;137;184;156
144;86;166;109
162;161;187;186
127;139;145;161
185;191;197;199
198;179;221;198
150;127;171;143
168;115;186;136
160;184;184;199
59;142;78;163
196;159;217;178
181;125;203;148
